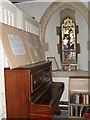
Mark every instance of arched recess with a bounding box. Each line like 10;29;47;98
40;2;88;45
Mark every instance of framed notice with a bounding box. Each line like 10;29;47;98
47;57;59;71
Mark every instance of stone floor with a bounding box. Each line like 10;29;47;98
52;70;88;77
53;110;68;119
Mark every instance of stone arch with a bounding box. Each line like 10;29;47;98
40;2;88;44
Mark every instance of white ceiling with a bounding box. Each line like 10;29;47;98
15;2;52;22
11;0;89;22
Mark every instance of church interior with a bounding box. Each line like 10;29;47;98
0;0;90;119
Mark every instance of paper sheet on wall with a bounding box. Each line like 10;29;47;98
32;34;42;48
25;32;45;63
8;34;26;55
28;48;45;63
25;32;35;48
25;32;42;49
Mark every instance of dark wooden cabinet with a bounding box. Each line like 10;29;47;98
4;61;64;119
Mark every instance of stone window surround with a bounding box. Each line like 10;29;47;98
40;2;88;48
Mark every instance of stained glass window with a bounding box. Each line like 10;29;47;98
61;18;77;64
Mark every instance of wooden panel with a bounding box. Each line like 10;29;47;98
77;43;80;54
30;103;52;120
4;61;52;119
31;66;51;93
4;69;30;118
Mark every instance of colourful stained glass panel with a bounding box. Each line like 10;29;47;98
61;18;76;63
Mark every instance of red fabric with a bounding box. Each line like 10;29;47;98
84;113;90;118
